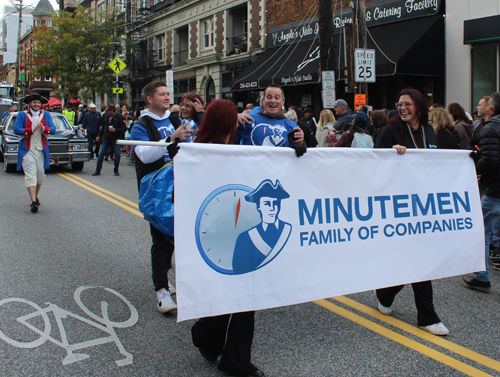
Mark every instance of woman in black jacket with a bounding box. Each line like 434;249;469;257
374;88;449;336
429;108;461;149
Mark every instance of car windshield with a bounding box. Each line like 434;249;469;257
6;112;73;132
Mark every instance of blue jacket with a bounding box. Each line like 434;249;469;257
82;111;101;135
14;110;56;170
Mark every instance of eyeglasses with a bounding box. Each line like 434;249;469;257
180;103;193;108
396;102;414;108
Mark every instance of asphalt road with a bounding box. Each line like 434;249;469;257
1;158;500;377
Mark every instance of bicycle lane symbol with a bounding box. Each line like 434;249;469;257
0;286;139;366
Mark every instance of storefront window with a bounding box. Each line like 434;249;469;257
472;46;498;111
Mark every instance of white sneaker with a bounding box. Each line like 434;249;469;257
419;322;449;336
374;290;393;315
157;288;177;313
168;281;176;295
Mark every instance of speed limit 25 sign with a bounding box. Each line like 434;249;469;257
355;49;376;83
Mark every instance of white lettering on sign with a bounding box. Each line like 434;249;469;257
0;286;139;366
367;6;402;22
405;0;438;13
240;82;258;89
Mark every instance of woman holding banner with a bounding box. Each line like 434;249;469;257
190;99;264;377
373;88;449;336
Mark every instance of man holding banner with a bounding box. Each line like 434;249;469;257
374;88;449;336
235;84;305;154
131;82;192;313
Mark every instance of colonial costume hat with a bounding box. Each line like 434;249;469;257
245;179;290;203
23;93;49;105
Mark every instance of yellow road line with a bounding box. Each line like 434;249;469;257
56;173;142;217
61;172;139;208
332;295;500;373
315;299;493;377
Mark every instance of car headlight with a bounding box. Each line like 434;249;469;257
69;144;89;151
6;145;18;152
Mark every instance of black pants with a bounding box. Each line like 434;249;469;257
192;311;257;376
376;281;441;326
87;133;100;157
150;223;174;291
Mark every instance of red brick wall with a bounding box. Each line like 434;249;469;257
250;0;261;49
267;0;379;27
215;11;224;54
190;21;198;58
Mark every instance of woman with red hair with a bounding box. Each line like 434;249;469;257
191;99;264;377
194;99;237;144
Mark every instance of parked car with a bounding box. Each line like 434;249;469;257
0;112;91;173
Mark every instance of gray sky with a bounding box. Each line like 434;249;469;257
0;0;59;17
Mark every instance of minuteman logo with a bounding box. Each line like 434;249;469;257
195;180;292;275
250;123;288;147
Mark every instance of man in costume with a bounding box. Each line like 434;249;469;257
232;179;292;275
131;81;192;313
14;93;56;213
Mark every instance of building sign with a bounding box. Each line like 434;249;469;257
302;94;312;107
225;60;252;71
354;49;376;83
267;0;442;47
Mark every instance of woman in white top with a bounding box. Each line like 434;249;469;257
315;109;336;147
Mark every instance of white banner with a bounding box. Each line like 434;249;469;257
174;144;484;322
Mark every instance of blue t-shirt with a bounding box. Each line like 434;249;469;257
131;116;176;163
1;110;8;120
235;112;297;147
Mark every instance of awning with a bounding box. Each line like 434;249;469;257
367;15;444;76
232;15;444;91
230;40;320;91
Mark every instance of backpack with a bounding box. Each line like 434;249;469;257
351;132;374;148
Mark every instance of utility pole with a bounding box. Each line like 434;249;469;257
358;0;368;102
318;0;336;73
345;2;356;93
14;0;23;110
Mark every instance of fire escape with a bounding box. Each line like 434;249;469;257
127;0;179;85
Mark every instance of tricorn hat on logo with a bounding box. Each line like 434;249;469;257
23;93;49;105
245;179;290;203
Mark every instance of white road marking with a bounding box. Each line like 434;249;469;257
0;286;139;366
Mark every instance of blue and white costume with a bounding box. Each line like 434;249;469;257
235;112;297;147
130;109;175;164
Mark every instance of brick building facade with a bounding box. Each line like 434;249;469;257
18;0;55;99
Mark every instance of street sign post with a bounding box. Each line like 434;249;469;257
109;57;127;105
354;49;376;83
